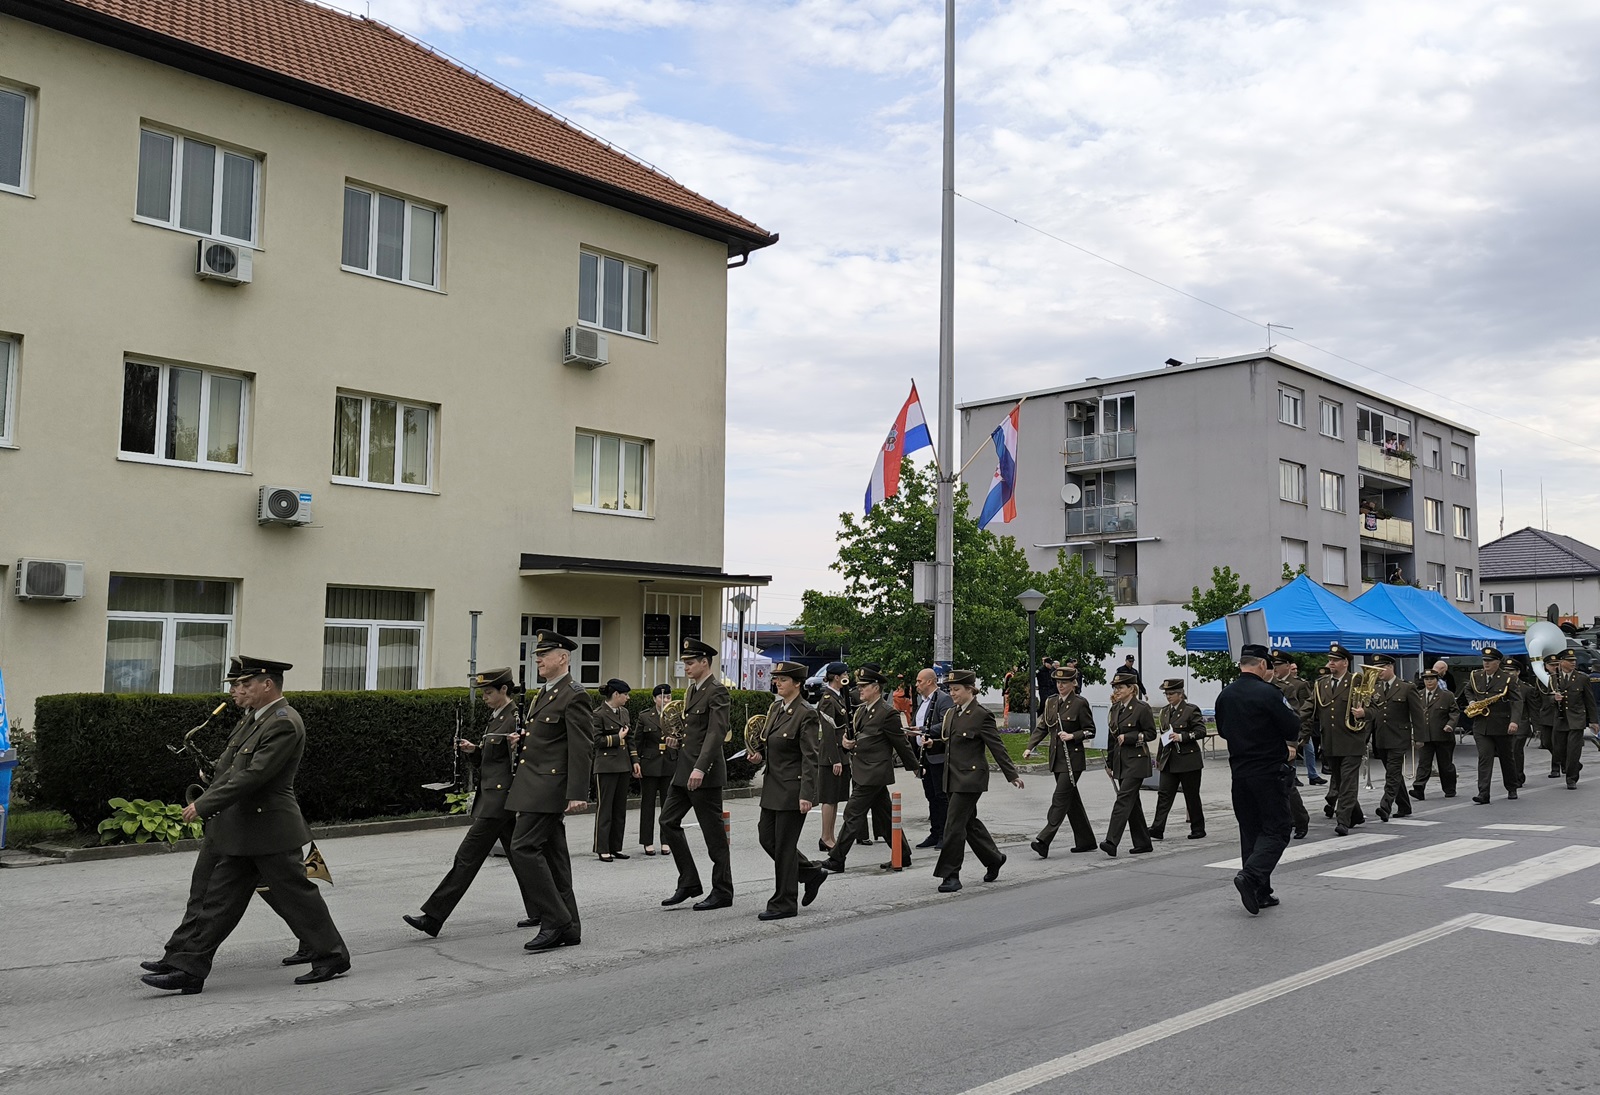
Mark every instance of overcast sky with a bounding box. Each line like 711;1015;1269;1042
354;0;1600;623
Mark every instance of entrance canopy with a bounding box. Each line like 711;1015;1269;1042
1184;574;1420;655
1353;584;1527;656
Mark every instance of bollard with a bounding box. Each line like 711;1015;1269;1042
890;791;904;871
723;809;731;844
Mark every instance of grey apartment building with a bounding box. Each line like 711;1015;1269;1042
959;352;1480;703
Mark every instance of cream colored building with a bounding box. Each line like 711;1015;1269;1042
0;0;775;724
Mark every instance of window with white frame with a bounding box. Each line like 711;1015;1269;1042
1357;406;1411;451
323;587;425;690
1426;562;1446;593
573;430;649;514
1101;393;1135;433
1455;567;1473;602
341;184;440;288
522;615;602;688
1278;386;1304;427
1279;460;1306;504
1453;504;1471;539
1319;399;1343;439
1490;593;1515;613
578;250;652;337
1450;443;1469;478
1323;545;1348;587
135;127;259;244
0;336;15;446
332;391;434;490
104;576;234;693
0;82;34;194
1281;537;1308;575
1422;433;1442;470
1424;497;1443;533
1320;470;1345;512
120;359;247;469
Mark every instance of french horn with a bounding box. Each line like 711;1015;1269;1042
661;698;686;748
744;713;768;756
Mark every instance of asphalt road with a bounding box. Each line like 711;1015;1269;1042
4;743;1598;1095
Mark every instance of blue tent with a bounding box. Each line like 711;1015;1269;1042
1184;574;1421;655
1353;584;1527;656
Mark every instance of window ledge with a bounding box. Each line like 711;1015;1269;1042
576;320;655;345
331;477;438;495
572;505;652;519
1;186;34;200
131;216;259;250
340;266;445;294
0;441;16;450
117;453;250;474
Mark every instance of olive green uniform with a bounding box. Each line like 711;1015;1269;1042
823;699;919;870
660;676;733;902
1150;701;1206;838
753;697;825;915
506;676;595;936
1368;676;1421;818
1031;692;1097;852
1457;668;1523;801
934;699;1020;880
592;702;637;855
1103;698;1156;852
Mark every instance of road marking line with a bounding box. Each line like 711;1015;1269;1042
1320;838;1511;880
1480;823;1565;832
1387;818;1440;826
955;915;1487;1095
1205;834;1397;870
1447;845;1600;892
1470;915;1600;945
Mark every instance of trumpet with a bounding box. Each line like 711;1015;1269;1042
1347;665;1382;732
744;713;768;756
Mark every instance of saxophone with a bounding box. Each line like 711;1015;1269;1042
1464;673;1511;719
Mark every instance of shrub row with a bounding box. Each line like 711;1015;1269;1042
33;687;773;830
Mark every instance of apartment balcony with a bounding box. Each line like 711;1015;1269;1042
1360;516;1414;548
1105;575;1138;605
1358;441;1413;483
1066;502;1137;537
1062;432;1137;467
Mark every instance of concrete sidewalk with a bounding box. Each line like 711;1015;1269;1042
0;750;1266;1079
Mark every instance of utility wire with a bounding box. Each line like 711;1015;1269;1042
954;192;1600;459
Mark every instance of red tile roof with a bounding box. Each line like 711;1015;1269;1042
17;0;774;250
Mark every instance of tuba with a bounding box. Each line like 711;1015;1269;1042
1526;622;1568;687
744;713;768;756
1346;665;1382;731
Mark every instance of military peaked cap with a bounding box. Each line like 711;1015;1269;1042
1159;678;1185;692
228;655;292;681
1239;644;1271;661
1481;647;1504;662
1051;667;1079;682
771;661;808;682
1327;643;1354;661
531;629;577;654
473;666;515;689
681;637;718;660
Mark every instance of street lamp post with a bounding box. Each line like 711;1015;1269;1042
730;591;754;689
1017;588;1047;736
1130;617;1149;690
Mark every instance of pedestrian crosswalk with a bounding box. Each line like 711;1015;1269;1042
1319;839;1511;880
1205;833;1397;871
1447;846;1600;893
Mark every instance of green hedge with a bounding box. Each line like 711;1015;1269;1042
34;686;772;830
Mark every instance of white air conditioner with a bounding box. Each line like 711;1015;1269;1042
258;486;312;526
196;239;253;284
15;559;86;601
1066;403;1091;421
563;326;609;369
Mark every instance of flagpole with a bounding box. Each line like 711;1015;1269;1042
933;0;956;671
956;397;1026;479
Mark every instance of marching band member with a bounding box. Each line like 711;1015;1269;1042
747;661;828;919
934;669;1023;892
592;679;638;862
1550;649;1596;789
1458;646;1523;805
1149;678;1206;841
659;639;734;910
820;666;920;874
1100;671;1156;857
814;662;852;852
1365;655;1419;821
1028;666;1097;856
635;684;673;856
1409;670;1457;799
1306;644;1369;835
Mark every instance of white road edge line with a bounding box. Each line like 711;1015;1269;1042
955;915;1487;1095
956;912;1600;1095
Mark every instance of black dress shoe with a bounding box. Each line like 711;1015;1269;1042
1508;789;1518;799
282;947;315;966
524;927;580;952
860;836;875;845
802;872;827;907
1409;787;1425;800
1567;780;1579;789
1443;791;1457;798
1188;831;1206;840
1548;770;1563;778
141;970;204;994
1292;827;1308;840
878;858;909;871
1323;804;1335;818
1259;894;1281;908
1070;843;1097;853
1130;845;1153;855
293;959;351;985
938;876;962;893
1472;794;1490;804
139;959;174;974
1334;825;1351;836
403;913;442;938
1309;777;1327;785
758;909;796;921
611;852;630;860
1099;841;1118;858
1031;839;1049;859
1232;872;1259;915
818;859;844;874
1518;777;1526;787
692;894;733;911
915;835;941;849
818;839;830;852
517;917;540;928
1351;814;1366;826
1148;830;1165;841
983;853;1007;882
661;886;704;906
1375;805;1391;822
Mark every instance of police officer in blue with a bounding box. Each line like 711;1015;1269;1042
1215;644;1302;915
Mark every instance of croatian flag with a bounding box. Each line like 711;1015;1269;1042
864;382;934;514
977;403;1020;529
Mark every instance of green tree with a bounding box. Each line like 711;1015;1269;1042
1031;550;1123;685
1167;565;1253;685
796;460;1031;686
1281;561;1307;584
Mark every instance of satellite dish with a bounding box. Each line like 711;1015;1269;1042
1061;483;1082;505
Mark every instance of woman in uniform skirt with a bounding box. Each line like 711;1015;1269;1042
593;679;638;862
636;684;673;856
814;662;851;852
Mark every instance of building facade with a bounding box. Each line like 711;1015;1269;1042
0;0;774;723
1478;528;1600;631
959;352;1480;703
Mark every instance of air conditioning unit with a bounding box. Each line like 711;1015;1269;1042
563;326;609;369
1066;403;1091;421
15;559;86;602
196;239;253;284
258;486;312;526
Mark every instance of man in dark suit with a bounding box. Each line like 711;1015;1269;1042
1149;678;1207;840
1035;656;1056;716
1028;665;1097;856
1100;671;1155;856
143;657;349;994
658;637;734;910
1410;670;1458;799
820;667;920;874
507;631;594;951
912;667;954;849
404;667;542;938
747;661;827;920
1216;644;1302;914
934;669;1023;892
